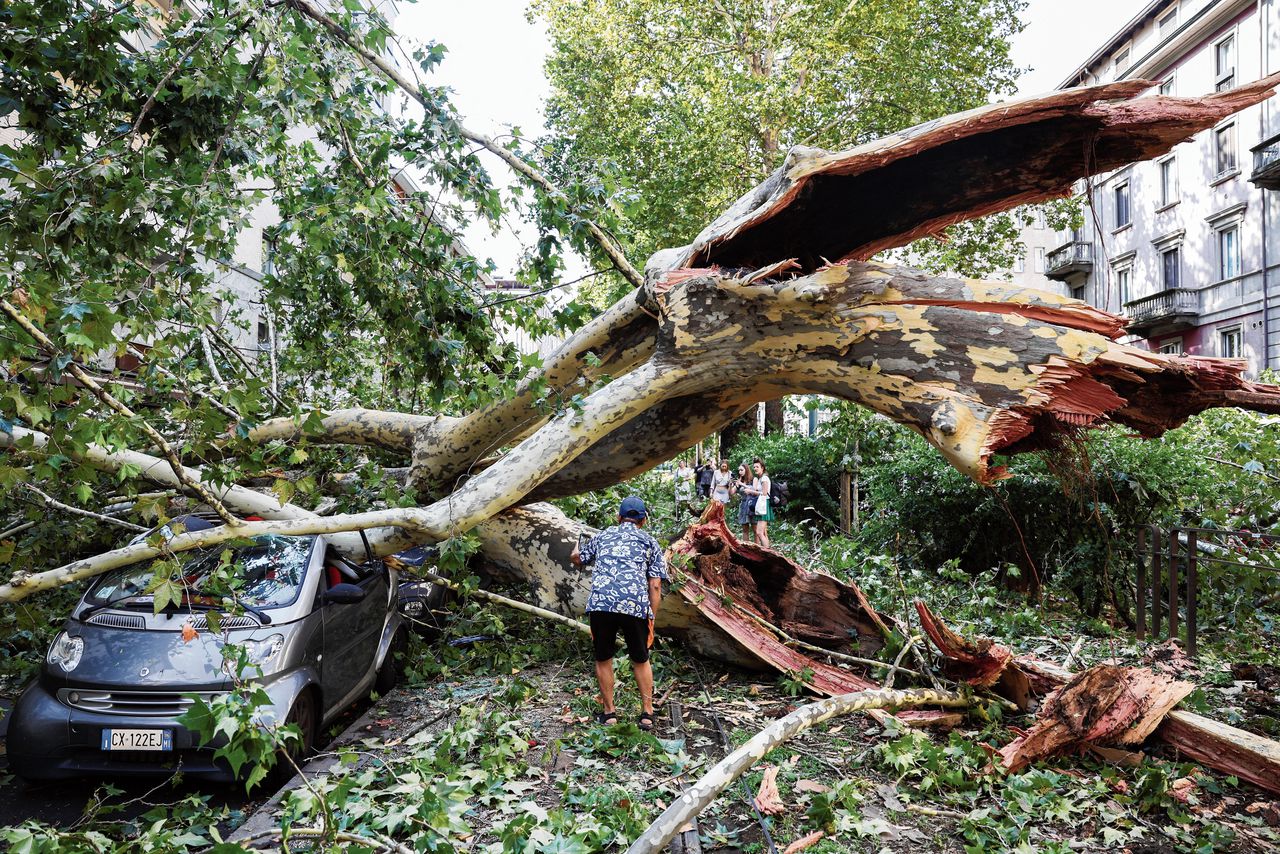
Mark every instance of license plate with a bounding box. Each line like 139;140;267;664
100;729;173;751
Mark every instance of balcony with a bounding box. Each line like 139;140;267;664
1045;241;1093;281
1123;288;1199;333
1251;134;1280;189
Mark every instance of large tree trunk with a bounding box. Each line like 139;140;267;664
718;405;759;460
763;398;785;435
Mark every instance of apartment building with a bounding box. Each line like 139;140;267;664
1046;0;1280;375
1007;207;1066;295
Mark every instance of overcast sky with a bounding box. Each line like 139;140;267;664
396;0;1150;277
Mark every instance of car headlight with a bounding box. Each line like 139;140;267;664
48;631;84;673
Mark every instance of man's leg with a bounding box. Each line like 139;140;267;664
633;660;654;715
595;659;617;717
589;612;619;722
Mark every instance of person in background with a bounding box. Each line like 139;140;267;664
751;457;773;549
695;460;714;500
674;458;695;519
711;459;733;506
733;462;755;542
571;496;667;731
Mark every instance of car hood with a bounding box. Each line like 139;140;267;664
47;619;292;691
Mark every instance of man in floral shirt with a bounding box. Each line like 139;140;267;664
571;495;668;730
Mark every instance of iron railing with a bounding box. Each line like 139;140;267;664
1045;241;1093;279
1252;136;1280;188
1133;525;1280;657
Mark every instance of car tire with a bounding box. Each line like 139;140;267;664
260;689;318;791
375;628;409;695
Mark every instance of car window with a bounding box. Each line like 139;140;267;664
89;535;315;610
323;547;375;586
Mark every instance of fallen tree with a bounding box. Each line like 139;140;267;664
5;4;1280;687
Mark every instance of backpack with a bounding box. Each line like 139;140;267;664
769;478;789;508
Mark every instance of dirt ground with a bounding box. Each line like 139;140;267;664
227;649;1280;853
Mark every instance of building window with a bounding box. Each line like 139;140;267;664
1032;208;1046;230
1114;46;1131;76
1159;75;1175;96
1215;34;1236;91
1071;284;1087;302
1215;124;1237;175
1158;6;1178;38
1014;253;1025;274
1218;225;1241;280
1220;326;1243;359
1158;157;1178;207
1161;246;1180;289
257;319;271;348
1115;265;1132;307
1158;338;1183;355
1034;247;1045;273
1114;182;1131;228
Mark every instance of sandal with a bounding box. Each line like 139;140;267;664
595;711;619;725
637;712;655;732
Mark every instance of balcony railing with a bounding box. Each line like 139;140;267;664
1123;288;1199;331
1045;241;1093;280
1251;135;1280;189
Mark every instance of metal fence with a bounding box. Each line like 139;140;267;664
1134;525;1280;657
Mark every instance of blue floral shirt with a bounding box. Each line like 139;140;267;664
580;522;668;619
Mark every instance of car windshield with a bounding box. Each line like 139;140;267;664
88;535;314;610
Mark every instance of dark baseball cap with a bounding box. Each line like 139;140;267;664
619;496;648;520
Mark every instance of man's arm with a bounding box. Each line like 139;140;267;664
648;576;662;616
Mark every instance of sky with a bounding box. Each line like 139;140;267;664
396;0;1151;278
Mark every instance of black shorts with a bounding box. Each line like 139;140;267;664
589;611;650;663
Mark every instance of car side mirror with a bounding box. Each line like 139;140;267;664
322;583;366;605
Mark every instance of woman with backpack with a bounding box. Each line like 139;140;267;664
750;457;773;549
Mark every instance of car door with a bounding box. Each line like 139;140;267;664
319;548;388;714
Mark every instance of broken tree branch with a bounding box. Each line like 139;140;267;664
1;298;239;527
22;484;148;533
920;607;1280;795
624;687;970;854
409;567;590;635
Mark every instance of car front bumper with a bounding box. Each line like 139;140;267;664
6;677;298;783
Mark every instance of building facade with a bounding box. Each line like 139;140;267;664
1047;0;1280;376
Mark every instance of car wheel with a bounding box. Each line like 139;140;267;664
375;628;409;695
261;689;318;790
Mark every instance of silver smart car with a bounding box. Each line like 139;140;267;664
6;515;407;782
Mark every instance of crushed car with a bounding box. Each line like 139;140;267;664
6;515;407;783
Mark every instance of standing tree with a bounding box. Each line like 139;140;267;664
534;0;1035;438
3;0;1280;676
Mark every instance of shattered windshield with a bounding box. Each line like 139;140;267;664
87;536;315;610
